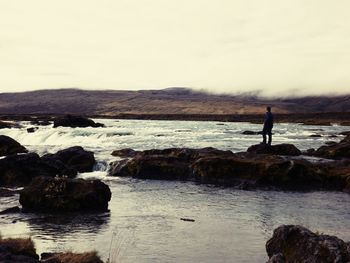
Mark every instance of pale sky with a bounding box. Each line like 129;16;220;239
1;0;350;96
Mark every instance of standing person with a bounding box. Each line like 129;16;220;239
262;106;273;145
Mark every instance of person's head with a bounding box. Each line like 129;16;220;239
266;106;271;112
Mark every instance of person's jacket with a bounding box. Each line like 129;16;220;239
264;112;273;128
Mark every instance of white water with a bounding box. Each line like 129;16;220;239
0;119;350;263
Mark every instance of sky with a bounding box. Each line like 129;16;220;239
0;0;350;96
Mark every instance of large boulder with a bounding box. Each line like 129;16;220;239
0;135;27;156
0;153;62;186
110;155;191;180
313;135;350;159
53;115;104;128
20;177;111;212
192;155;326;190
247;144;301;156
42;146;95;173
109;147;233;180
266;225;350;263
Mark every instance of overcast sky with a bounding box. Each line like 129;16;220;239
1;0;350;96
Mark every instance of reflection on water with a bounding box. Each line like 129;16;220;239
0;179;350;263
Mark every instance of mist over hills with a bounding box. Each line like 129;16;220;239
0;88;349;116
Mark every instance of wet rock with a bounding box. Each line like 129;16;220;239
193;155;325;190
242;130;262;135
20;177;111;212
309;134;322;138
30;120;51;126
111;155;191;180
40;252;104;263
313;136;350;159
0;188;19;197
266;225;350;263
109;147;347;191
0;153;59;186
0;206;20;215
0;120;14;129
247;144;302;156
267;253;285;263
53;115;104;128
0;237;39;263
43;146;95;173
0;135;27;156
111;148;140;158
26;127;38;133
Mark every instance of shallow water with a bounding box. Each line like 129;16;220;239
0;119;350;262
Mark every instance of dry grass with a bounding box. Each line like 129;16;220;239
43;251;104;263
0;235;38;259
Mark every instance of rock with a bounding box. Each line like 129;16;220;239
0;206;20;215
309;134;322;138
0;135;27;156
0;188;19;197
53;115;104;128
109;147;233;179
303;120;332;126
40;252;104;263
0;153;59;186
0;237;39;263
242;130;262;135
266;225;350;263
267;253;285;263
43;146;95;173
313;138;350;159
20;177;111;212
26;127;38;133
109;147;347;191
193;155;325;190
0;120;14;129
111;155;191;180
111;148;140;158
30;120;51;126
247;144;302;156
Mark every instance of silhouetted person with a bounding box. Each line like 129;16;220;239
262;106;273;145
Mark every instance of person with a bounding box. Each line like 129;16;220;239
262;106;273;145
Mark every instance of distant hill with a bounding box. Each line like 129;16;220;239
0;88;349;116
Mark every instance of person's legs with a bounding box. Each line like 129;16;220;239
267;128;272;145
262;128;267;144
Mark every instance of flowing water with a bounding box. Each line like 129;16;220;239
1;119;350;262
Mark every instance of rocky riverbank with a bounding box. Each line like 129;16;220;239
109;133;350;192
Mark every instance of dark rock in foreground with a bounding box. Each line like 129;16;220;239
0;237;39;263
53;115;104;128
0;235;103;263
42;146;95;173
109;147;348;191
0;135;27;156
20;177;111;212
247;144;302;156
266;225;350;263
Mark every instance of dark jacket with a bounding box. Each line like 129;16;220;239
264;112;273;128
